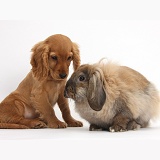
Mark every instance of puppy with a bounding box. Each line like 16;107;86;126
0;34;83;129
65;61;160;132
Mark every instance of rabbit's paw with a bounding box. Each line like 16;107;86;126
127;121;141;131
109;125;127;132
89;124;103;131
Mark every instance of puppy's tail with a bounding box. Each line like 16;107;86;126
0;123;29;129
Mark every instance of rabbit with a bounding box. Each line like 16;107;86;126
64;61;160;132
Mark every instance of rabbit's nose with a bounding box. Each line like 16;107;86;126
64;86;74;98
68;86;74;92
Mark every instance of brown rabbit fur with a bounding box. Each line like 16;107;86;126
65;61;160;132
0;34;83;129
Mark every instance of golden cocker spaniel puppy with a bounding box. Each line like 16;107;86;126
0;34;83;129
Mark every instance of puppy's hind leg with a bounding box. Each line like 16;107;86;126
0;101;47;129
0;123;29;129
19;117;47;129
14;100;47;129
0;118;47;129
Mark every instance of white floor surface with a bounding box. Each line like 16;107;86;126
1;122;160;160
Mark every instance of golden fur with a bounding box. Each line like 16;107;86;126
0;34;83;129
65;61;160;132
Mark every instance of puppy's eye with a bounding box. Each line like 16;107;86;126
79;75;85;81
67;56;72;61
51;56;58;60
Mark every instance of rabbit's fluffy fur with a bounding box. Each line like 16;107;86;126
65;61;160;132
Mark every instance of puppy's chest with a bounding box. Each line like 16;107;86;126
47;83;62;105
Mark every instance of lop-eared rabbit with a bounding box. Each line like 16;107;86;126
64;61;160;132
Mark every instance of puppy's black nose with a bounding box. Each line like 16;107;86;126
59;73;67;79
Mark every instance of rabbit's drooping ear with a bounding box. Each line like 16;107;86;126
30;41;50;80
72;43;80;71
87;71;106;111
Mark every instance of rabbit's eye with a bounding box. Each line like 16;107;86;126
79;75;85;81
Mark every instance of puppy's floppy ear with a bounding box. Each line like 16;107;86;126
30;41;50;80
87;70;106;111
72;43;80;71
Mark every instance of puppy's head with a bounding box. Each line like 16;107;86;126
64;64;106;111
30;34;80;81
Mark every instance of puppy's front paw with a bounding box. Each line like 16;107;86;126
67;119;83;127
48;121;67;128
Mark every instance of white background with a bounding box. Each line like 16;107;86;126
0;1;160;160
